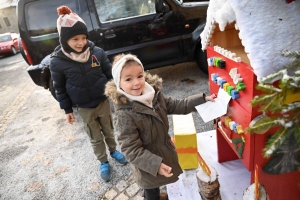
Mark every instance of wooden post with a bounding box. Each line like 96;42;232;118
196;166;221;200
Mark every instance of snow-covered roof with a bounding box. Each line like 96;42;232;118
200;0;300;82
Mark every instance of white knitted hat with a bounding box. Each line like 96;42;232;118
112;54;144;90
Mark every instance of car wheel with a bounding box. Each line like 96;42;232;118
11;46;17;55
195;44;208;74
49;77;57;101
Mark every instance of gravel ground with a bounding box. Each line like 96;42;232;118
150;62;215;136
0;61;214;199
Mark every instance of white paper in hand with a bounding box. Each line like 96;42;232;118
195;88;231;123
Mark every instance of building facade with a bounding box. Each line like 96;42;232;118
0;0;18;33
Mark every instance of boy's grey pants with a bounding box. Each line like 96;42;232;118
77;99;117;163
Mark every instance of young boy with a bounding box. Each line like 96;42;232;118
50;5;126;181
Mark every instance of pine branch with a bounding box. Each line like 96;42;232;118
251;93;277;107
259;95;284;113
283;87;300;95
290;107;300;127
282;50;300;58
260;53;300;84
249;50;300;158
280;74;300;89
263;127;291;158
260;69;285;84
246;117;279;134
281;102;300;114
251;93;286;113
256;83;282;93
295;125;300;147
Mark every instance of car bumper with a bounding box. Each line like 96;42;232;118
0;48;12;54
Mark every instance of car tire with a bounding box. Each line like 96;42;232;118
195;44;208;74
49;77;57;101
11;46;17;55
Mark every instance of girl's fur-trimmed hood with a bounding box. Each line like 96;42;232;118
105;72;162;104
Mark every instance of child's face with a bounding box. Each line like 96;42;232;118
120;63;145;96
67;34;87;53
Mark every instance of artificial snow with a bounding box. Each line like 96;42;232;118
196;165;217;183
281;102;300;113
243;183;268;200
285;121;293;128
200;0;300;82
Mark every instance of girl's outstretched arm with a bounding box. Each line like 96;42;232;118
205;95;215;102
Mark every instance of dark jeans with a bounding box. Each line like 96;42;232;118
144;188;160;200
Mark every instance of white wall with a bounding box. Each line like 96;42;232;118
0;6;18;34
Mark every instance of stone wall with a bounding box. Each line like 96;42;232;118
0;6;18;34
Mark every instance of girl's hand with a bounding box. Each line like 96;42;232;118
205;94;215;102
66;113;76;124
158;163;173;178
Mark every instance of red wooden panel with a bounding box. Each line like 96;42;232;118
252;166;300;200
216;127;239;163
207;45;300;199
207;46;260;117
217;101;254;171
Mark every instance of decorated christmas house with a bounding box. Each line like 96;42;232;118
200;0;300;199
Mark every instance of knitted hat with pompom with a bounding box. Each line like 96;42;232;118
57;5;89;46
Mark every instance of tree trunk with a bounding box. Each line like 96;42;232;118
196;167;221;200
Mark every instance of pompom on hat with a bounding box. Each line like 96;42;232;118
56;5;89;46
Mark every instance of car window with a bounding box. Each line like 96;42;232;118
94;0;155;22
25;0;81;36
0;35;12;42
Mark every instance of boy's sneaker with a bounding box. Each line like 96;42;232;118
110;150;127;165
100;162;111;181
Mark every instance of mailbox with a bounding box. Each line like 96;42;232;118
201;3;300;197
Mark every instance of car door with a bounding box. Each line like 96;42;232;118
87;0;183;70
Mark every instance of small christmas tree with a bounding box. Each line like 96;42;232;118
247;50;300;160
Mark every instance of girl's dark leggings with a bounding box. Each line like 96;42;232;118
144;187;160;200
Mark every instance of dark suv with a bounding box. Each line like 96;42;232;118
18;0;209;98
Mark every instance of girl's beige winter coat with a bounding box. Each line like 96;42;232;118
105;73;206;189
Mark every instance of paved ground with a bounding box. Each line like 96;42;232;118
0;54;213;200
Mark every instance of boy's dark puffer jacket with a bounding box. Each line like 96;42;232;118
50;40;112;114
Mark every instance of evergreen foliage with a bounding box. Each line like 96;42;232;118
247;50;300;158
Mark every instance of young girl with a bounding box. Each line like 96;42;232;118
50;5;126;182
105;53;214;199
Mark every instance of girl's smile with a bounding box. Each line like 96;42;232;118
120;63;145;96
